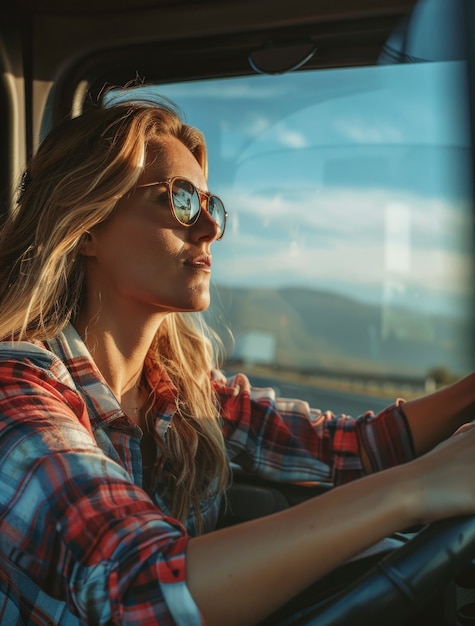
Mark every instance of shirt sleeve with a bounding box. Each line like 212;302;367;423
0;358;205;626
213;372;415;486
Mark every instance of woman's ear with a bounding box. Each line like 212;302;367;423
78;231;96;257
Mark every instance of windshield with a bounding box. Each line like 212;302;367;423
108;57;473;412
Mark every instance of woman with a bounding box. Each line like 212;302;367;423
1;98;475;626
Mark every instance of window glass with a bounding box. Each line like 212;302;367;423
112;60;473;414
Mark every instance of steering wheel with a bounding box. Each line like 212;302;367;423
290;515;475;626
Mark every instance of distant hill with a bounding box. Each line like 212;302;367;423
206;285;472;378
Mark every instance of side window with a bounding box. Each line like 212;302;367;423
114;59;473;415
0;72;13;223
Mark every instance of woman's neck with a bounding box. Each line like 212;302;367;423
74;308;164;414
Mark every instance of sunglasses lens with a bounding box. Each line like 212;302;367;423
209;196;226;238
171;178;227;238
171;179;200;225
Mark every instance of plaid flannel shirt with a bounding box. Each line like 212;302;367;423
0;324;414;625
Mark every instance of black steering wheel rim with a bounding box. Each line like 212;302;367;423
292;515;475;626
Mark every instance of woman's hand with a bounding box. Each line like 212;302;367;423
187;420;475;626
403;421;475;525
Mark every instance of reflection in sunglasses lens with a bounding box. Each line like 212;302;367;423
171;178;225;238
173;180;199;224
209;196;223;232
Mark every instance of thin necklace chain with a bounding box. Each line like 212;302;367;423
121;384;145;413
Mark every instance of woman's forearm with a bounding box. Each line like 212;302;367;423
186;375;475;626
402;371;475;456
186;464;415;626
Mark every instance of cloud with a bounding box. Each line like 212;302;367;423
156;79;288;100
274;126;308;148
211;186;473;313
332;117;405;143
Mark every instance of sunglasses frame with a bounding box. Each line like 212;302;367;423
136;176;228;240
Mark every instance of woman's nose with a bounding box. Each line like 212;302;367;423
191;196;220;241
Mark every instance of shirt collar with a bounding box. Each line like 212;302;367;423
45;323;178;438
45;323;131;430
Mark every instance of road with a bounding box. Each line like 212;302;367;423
246;374;394;418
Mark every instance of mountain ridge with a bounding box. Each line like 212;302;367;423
206;284;471;377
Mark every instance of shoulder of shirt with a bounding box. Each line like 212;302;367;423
0;340;76;388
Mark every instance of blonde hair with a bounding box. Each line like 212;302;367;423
0;100;230;530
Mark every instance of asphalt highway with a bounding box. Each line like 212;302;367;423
246;374;395;418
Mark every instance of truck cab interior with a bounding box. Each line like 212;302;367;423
2;0;475;624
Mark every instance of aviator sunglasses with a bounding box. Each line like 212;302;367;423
137;176;228;240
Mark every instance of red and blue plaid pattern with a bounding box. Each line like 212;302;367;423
0;325;414;624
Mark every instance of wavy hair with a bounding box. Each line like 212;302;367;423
0;99;230;531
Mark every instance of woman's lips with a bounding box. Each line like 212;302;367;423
184;255;212;271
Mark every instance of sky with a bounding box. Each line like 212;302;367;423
112;60;474;319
